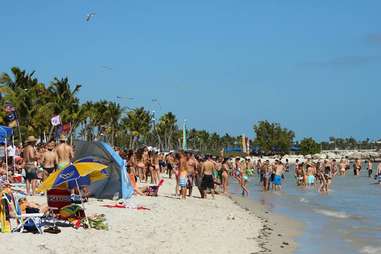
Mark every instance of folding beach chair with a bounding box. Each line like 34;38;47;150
146;179;164;197
13;213;45;234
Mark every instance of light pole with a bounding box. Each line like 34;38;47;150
152;110;162;150
182;119;187;151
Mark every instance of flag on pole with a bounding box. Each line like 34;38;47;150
182;121;187;151
242;135;247;153
51;115;61;126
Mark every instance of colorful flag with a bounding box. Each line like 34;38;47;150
5;112;17;122
51;115;61;126
242;135;247;153
62;122;71;134
4;102;15;113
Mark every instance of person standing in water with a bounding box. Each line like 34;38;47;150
376;163;381;184
273;161;284;191
56;135;74;170
354;159;362;176
339;159;346;176
367;160;373;178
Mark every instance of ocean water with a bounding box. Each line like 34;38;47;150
229;165;381;254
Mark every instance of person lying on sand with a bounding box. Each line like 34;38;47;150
18;197;49;214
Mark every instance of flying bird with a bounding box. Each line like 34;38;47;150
100;65;113;71
85;12;96;22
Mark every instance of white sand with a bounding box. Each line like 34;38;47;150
0;177;262;254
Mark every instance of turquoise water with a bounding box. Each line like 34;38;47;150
230;165;381;254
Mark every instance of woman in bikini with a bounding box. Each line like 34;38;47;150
221;158;230;194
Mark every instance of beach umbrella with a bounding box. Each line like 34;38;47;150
37;162;108;192
37;162;107;225
67;157;110;189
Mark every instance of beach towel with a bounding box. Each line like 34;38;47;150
102;204;150;210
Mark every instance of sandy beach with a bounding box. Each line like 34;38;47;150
0;177;269;254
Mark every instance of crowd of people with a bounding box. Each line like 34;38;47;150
0;135;74;196
2;135;381;201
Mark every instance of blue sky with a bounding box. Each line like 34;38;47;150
1;1;380;141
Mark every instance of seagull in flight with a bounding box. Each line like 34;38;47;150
85;12;96;22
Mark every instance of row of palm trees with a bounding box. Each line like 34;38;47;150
0;67;242;153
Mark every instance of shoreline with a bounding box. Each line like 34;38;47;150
229;194;304;254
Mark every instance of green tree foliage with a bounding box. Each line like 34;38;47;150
300;137;321;155
253;120;295;154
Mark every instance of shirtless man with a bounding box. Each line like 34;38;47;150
56;135;74;170
339;159;346;176
41;142;58;179
367;160;373;178
186;153;197;197
306;163;316;188
23;136;38;195
285;158;290;172
376;163;381;184
201;155;215;199
166;153;175;179
354;159;362;176
273;161;284;191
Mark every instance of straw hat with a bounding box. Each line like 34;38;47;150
25;136;37;144
59;134;67;142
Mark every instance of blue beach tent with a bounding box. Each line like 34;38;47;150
73;140;134;200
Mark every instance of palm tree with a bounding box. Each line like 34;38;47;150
122;107;152;149
156;112;178;151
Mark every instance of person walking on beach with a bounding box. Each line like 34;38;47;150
201;155;215;199
178;152;188;200
186;152;197;197
23;136;38;196
41;141;58;179
56;135;74;170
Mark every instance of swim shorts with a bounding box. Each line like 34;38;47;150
25;164;38;181
44;167;56;175
179;177;187;188
201;175;214;190
307;175;315;185
273;175;282;185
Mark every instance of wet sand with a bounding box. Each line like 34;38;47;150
229;194;303;254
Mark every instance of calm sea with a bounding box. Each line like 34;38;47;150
230;164;381;254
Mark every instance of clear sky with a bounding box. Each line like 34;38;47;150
1;1;380;141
